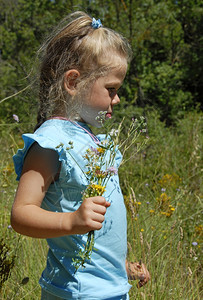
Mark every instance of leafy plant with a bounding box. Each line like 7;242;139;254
0;239;15;290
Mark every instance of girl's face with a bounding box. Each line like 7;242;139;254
79;58;127;127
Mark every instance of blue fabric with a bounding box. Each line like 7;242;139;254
13;119;131;299
41;288;129;299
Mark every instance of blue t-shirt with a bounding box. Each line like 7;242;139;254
13;119;131;299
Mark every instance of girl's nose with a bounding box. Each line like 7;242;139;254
112;94;120;105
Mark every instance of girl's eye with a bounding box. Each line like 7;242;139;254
108;88;117;97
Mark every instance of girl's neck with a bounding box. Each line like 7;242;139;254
50;116;85;124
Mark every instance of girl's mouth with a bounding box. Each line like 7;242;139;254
106;112;112;119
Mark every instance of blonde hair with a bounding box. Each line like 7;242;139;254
36;11;132;129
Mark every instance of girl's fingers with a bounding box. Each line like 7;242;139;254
93;203;107;215
92;212;105;223
92;196;111;207
73;196;111;233
137;263;150;288
127;262;144;280
91;220;103;231
91;197;110;215
127;261;150;285
105;201;111;207
141;263;150;281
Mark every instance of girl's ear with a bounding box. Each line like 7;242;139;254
64;69;80;95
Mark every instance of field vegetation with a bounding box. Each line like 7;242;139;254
0;109;202;299
0;0;202;299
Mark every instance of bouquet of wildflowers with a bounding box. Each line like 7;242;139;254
72;141;118;271
72;115;148;271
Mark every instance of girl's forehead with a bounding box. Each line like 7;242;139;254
100;52;128;71
106;62;127;82
112;54;128;67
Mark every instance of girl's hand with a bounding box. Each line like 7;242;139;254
126;260;150;287
70;196;111;234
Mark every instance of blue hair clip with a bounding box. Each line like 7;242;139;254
91;17;103;29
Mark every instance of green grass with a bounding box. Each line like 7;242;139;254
0;111;202;299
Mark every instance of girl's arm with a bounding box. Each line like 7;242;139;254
11;143;110;238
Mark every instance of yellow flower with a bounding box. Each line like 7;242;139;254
97;147;105;154
149;209;155;213
158;173;182;187
160;193;171;202
170;207;175;211
160;212;167;215
195;225;203;235
95;170;106;179
141;228;144;232
137;202;141;205
91;184;106;195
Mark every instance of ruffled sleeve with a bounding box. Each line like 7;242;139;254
13;133;72;181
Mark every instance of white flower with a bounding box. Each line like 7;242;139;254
95;111;107;125
109;129;119;137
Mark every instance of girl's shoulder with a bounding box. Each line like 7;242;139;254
35;119;74;140
13;120;75;181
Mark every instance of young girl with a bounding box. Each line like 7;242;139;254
11;11;150;300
